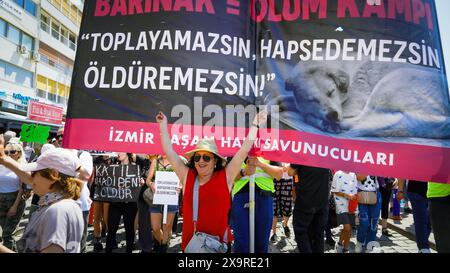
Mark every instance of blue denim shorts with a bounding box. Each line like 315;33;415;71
149;204;178;214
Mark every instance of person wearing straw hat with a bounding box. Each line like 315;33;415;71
155;109;267;252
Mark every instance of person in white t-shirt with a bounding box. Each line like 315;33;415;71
0;142;26;250
331;170;358;253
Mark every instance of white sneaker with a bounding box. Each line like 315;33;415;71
419;248;431;253
355;242;363;253
367;246;384;253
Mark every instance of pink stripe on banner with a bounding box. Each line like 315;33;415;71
226;7;240;15
63;118;450;183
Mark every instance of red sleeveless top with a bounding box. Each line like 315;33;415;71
181;168;233;251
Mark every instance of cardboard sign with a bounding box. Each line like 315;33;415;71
153;171;180;206
19;124;50;144
93;164;141;202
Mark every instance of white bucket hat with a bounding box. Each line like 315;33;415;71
20;148;81;177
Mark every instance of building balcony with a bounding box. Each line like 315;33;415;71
39;21;76;60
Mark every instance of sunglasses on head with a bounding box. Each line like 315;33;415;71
5;150;18;155
193;154;213;163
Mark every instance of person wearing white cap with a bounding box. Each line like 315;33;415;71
54;127;94;253
0;135;84;253
155;109;267;252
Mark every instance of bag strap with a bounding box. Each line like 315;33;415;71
192;176;228;243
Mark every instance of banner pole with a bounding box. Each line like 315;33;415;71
249;174;255;253
163;204;168;224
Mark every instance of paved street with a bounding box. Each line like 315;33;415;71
11;200;435;254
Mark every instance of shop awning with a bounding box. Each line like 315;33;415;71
0;111;62;132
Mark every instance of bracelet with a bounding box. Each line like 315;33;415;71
252;123;259;128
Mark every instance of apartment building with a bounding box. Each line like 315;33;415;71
0;0;83;132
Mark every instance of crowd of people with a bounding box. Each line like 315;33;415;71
0;112;449;253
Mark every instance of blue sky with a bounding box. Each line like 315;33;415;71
436;0;450;89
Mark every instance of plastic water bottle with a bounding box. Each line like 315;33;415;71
400;199;405;209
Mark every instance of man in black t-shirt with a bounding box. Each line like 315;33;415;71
286;164;331;253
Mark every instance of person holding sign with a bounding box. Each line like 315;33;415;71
105;153;143;254
146;154;179;253
231;157;283;253
0;135;84;253
156;109;267;252
90;154;116;252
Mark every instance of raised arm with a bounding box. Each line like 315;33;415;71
0;135;32;184
226;110;268;190
156;112;189;187
256;160;283;181
146;157;157;187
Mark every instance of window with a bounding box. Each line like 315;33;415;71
60;26;68;45
14;0;24;6
53;0;61;10
24;0;37;16
7;25;21;45
21;33;34;51
51;21;60;40
0;61;5;78
48;93;57;102
57;95;65;104
15;105;27;111
37;75;47;90
77;10;83;25
70;5;78;22
37;89;46;99
40;12;51;33
47;79;57;95
0;19;6;37
69;32;76;50
0;60;33;88
62;0;70;16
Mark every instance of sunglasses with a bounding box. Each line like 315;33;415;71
56;134;64;139
193;154;213;163
5;150;18;155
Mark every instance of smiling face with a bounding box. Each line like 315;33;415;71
193;151;216;177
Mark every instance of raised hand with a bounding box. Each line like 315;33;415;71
253;108;268;127
156;111;167;124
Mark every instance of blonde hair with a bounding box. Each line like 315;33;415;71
34;169;83;200
5;143;26;163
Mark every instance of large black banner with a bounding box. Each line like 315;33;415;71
65;0;450;183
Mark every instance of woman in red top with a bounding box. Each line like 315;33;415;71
156;110;267;252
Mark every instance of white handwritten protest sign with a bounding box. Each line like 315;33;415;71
93;164;141;202
153;171;180;206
